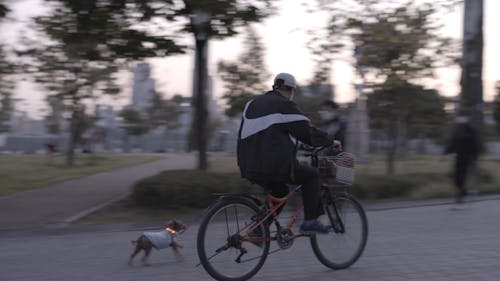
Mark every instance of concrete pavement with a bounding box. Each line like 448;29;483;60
1;152;500;280
1;199;499;281
0;153;195;230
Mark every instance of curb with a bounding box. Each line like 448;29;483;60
365;194;500;212
61;192;131;225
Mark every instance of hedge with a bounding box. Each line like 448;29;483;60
132;170;255;209
131;169;494;208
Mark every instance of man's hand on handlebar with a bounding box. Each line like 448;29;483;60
298;140;342;153
333;140;342;151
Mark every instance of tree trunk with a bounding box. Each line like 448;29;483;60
396;114;408;157
460;0;483;148
386;147;395;175
65;108;78;166
385;119;397;175
461;0;483;182
123;133;131;153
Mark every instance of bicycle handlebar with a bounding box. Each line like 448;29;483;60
298;141;342;157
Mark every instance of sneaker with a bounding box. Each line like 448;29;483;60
300;219;330;234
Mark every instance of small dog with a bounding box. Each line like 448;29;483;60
129;219;187;266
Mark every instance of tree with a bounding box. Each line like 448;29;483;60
353;4;455;174
117;0;276;169
0;2;8;18
119;108;150;152
217;26;269;117
494;81;500;135
21;0;186;165
0;48;14;133
306;16;344;86
0;3;14;133
309;0;457;174
22;41;121;165
148;92;185;131
346;4;457;82
30;0;276;170
44;94;65;135
460;0;484;153
367;76;447;174
178;0;275;170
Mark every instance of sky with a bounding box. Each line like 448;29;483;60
1;0;499;119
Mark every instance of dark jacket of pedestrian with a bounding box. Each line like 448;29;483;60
444;120;479;200
319;100;347;147
444;122;479;160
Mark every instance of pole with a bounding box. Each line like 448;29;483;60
191;11;211;170
460;0;483;145
194;37;208;170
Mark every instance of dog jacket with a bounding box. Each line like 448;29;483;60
143;230;173;249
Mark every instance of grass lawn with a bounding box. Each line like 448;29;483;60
0;153;164;197
208;152;500;200
79;153;500;225
358;154;500;200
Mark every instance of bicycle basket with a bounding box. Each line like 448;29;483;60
318;152;356;185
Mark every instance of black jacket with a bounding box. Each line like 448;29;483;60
321;116;347;146
444;122;479;160
237;91;333;182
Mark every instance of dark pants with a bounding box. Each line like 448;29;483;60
454;155;473;197
260;164;324;220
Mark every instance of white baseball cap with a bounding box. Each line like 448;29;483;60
273;73;296;88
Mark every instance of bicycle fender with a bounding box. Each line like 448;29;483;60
220;194;262;208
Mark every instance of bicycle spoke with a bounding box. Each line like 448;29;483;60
197;199;270;281
224;208;230;237
310;195;368;270
234;205;240;231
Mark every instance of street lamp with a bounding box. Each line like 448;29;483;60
190;10;211;170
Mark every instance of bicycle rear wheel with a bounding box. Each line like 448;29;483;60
197;197;270;281
310;193;368;270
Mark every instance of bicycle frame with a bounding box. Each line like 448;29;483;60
220;146;347;245
197;145;367;281
237;184;306;245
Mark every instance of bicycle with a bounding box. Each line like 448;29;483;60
196;145;368;281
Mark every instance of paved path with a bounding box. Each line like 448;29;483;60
1;199;499;281
0;153;195;230
1;152;500;280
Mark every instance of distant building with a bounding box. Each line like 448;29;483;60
95;105;118;130
9;112;46;135
132;63;155;110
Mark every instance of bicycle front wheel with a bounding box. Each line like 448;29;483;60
311;193;368;270
197;197;270;281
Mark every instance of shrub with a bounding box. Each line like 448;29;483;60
132;168;495;208
350;174;422;200
132;170;255;209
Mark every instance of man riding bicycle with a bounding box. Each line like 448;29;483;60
237;72;335;234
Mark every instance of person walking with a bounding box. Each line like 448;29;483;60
319;100;347;147
443;113;480;203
